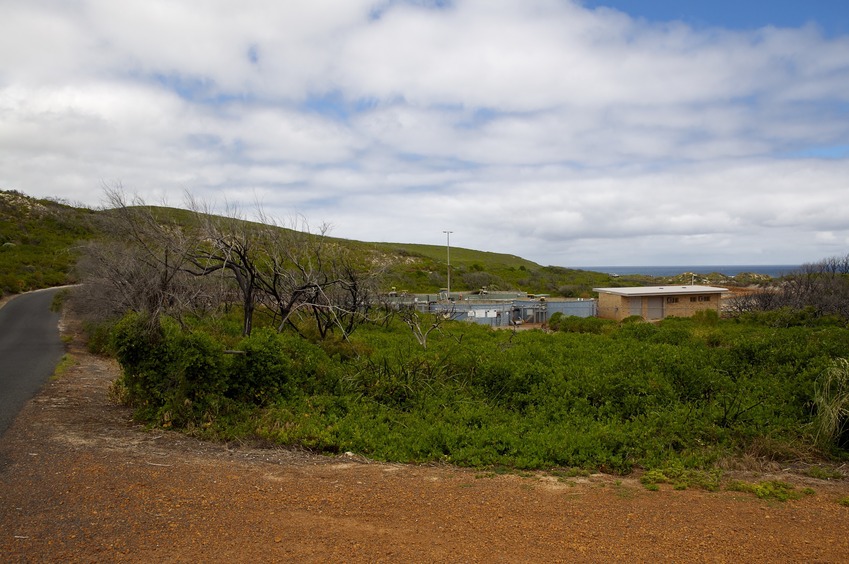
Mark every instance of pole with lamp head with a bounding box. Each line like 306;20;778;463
443;230;453;300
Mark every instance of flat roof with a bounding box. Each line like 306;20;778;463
593;285;727;297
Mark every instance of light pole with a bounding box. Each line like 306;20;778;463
443;230;453;300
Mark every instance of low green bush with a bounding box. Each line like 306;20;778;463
725;480;815;501
231;328;304;404
84;318;118;355
738;306;843;328
551;314;615;335
109;309;849;473
112;313;229;425
615;320;658;341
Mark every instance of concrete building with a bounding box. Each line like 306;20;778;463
593;285;726;321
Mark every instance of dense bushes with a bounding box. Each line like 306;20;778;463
112;314;228;425
109;311;849;471
230;328;339;402
548;312;615;334
112;314;339;425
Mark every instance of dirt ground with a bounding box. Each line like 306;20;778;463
2;316;849;562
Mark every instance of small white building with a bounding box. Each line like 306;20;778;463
593;285;727;321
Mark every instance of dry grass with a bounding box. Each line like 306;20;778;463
814;358;849;449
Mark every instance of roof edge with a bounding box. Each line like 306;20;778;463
593;285;728;297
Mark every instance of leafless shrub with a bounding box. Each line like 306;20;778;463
726;253;849;320
78;186;385;338
74;186;203;327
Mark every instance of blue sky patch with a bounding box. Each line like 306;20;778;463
581;0;849;36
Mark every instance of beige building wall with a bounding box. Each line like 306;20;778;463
597;292;627;320
661;294;720;318
596;292;721;321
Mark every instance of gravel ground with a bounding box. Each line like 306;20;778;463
2;317;849;562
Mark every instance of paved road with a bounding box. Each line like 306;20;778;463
0;288;65;437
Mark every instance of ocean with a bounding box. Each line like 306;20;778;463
578;265;800;278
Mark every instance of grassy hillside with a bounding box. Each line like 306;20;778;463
126;206;616;294
0;190;98;297
370;241;619;295
0;190;625;297
372;242;537;270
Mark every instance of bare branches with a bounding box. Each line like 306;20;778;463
398;308;452;350
77;185;203;325
184;205;263;336
727;253;849;320
80;186;384;338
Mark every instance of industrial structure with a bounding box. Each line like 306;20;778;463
384;284;728;327
385;291;597;327
593;285;727;321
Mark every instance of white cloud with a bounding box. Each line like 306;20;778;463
1;0;848;266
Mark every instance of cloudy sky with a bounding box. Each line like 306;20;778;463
2;1;849;267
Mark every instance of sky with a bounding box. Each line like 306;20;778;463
2;1;849;267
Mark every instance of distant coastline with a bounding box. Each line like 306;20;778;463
579;265;800;278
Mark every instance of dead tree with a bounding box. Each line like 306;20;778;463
305;248;382;339
251;218;375;338
87;189;385;339
77;186;200;326
185;202;263;336
398;307;453;350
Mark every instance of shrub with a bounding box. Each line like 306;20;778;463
739;306;839;328
111;309;849;472
639;463;722;492
230;328;296;404
650;324;692;346
230;327;337;404
111;312;171;407
615;320;658;340
553;315;615;335
112;313;228;424
725;480;814;501
813;358;849;450
84;318;118;355
692;309;719;325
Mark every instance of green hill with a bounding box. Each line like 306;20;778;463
0;190;623;298
358;240;619;295
0;190;98;297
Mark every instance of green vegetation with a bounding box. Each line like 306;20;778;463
725;480;815;502
813;357;849;449
805;465;844;480
0;190;623;299
6;189;847;482
0;190;97;297
51;353;76;380
371;241;621;296
106;308;849;474
640;463;722;492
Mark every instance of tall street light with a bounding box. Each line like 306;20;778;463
443;230;453;300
